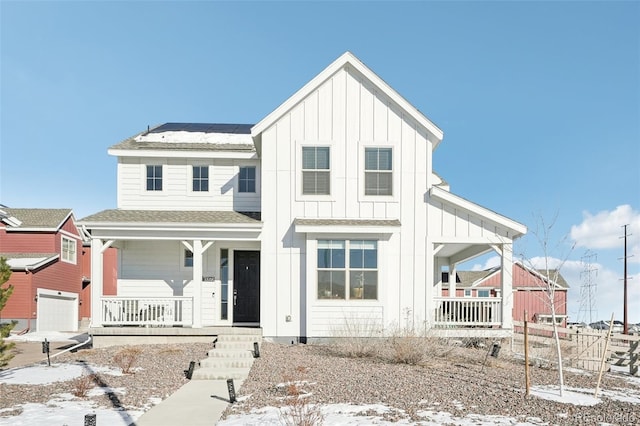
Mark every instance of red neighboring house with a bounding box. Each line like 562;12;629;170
0;208;86;332
442;261;569;327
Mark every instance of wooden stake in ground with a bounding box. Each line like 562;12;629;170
524;309;530;397
594;313;615;398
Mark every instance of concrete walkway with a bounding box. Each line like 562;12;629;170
135;379;242;426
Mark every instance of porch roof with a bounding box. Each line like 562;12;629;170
79;210;261;227
293;218;401;234
0;252;59;271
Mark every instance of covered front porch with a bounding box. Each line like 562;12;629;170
426;186;527;337
78;210;263;335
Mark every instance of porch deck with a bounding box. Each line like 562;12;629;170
89;326;262;348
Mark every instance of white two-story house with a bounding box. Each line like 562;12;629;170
80;52;526;345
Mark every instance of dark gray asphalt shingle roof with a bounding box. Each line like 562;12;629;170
79;209;261;225
1;208;72;229
150;123;253;134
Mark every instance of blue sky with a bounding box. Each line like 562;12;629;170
1;1;639;323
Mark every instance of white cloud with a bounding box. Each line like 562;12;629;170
570;205;640;263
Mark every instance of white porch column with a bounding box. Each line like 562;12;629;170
192;240;203;328
90;238;104;328
449;264;457;297
500;243;514;329
425;239;435;328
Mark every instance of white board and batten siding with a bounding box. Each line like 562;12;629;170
117;157;261;212
260;64;440;338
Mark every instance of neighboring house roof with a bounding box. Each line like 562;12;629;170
443;261;569;289
109;122;256;154
0;253;59;272
0;208;73;231
251;51;444;149
78;209;262;226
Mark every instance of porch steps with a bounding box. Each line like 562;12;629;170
191;334;261;380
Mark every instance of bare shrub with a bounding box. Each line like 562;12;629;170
71;373;97;398
329;315;382;358
113;346;143;374
278;367;324;426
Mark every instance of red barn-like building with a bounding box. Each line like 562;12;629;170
442;261;569;326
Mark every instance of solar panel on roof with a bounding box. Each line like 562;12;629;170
150;123;253;134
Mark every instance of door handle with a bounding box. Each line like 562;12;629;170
233;289;238;306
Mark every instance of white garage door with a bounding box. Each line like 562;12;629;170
37;290;78;332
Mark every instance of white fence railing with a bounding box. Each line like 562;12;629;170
101;297;193;327
434;297;502;327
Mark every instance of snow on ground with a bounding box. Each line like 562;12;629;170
7;331;89;343
1;357;639;426
0;362;121;385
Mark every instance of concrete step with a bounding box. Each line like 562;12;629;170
215;335;261;344
206;348;256;358
214;341;259;351
192;367;251;380
199;357;254;369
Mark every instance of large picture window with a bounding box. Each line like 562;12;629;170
302;147;330;195
364;148;392;195
192;166;209;192
61;236;76;264
317;240;377;300
146;165;163;191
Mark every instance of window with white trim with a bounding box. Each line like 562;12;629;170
302;146;330;195
464;289;472;297
146;165;163;191
364;147;392;195
192;166;209;192
317;240;378;300
478;289;490;297
239;166;256;193
61;236;76;264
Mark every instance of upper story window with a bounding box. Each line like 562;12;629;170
146;165;163;191
478;290;491;297
61;236;76;264
193;166;209;192
302;146;330;195
239;166;256;193
364;148;392;196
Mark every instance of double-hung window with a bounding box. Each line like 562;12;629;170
364;148;392;195
302;147;330;195
193;166;209;192
239;166;256;193
146;165;163;191
317;240;378;300
61;236;76;264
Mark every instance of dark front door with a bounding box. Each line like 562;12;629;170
233;250;260;324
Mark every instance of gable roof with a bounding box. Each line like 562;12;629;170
251;51;444;146
0;208;73;231
444;261;569;289
429;186;527;239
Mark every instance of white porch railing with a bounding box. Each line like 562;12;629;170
434;297;502;327
101;297;193;327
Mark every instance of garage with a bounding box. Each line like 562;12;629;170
37;289;79;332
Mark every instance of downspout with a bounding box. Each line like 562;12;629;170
44;334;93;362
